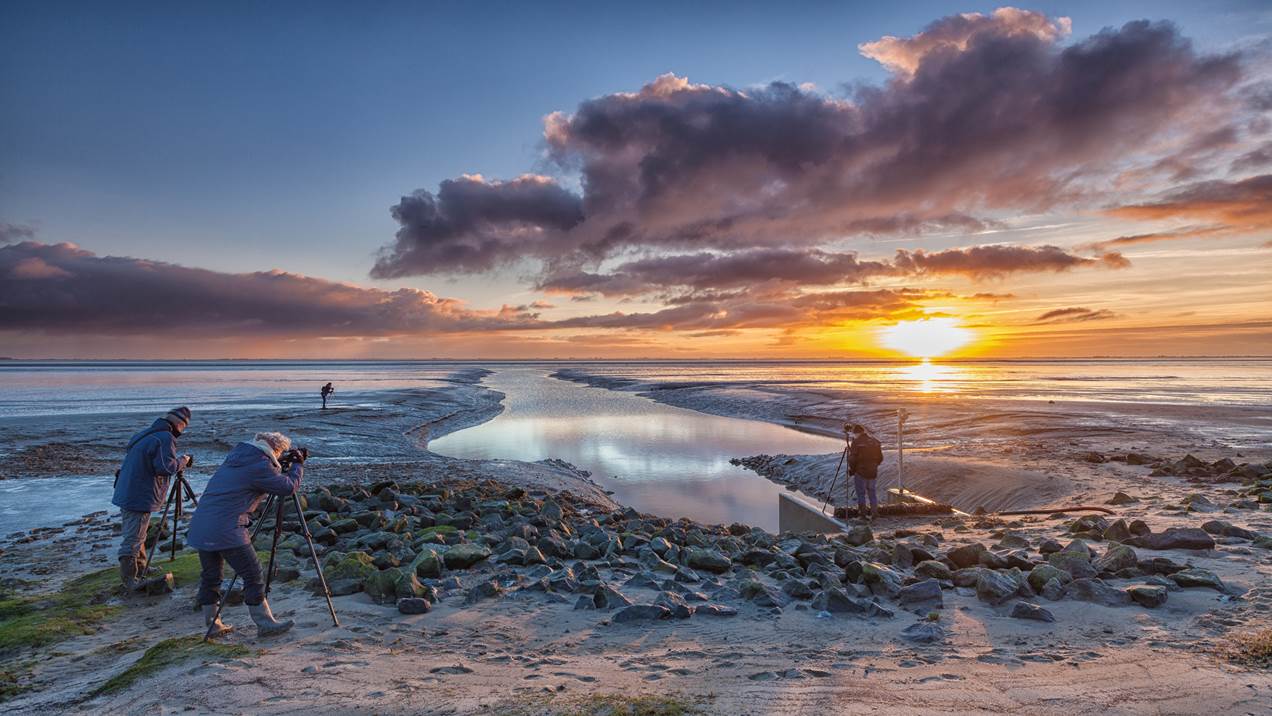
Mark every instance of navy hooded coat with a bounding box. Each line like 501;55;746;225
186;442;303;552
112;419;183;512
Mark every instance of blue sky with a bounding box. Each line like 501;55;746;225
1;2;1270;358
3;1;1266;290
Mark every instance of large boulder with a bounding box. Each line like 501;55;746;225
443;543;492;569
975;569;1021;605
1127;528;1215;551
1047;541;1097;579
740;580;788;608
900;621;945;643
408;547;443;579
946;543;986;569
1027;564;1072;593
613;604;672;622
1128;585;1168;608
1010;602;1056;622
1064;578;1131;607
1200;520;1257;540
365;567;426;604
1093;544;1138;574
914;560;952;581
684;547;732;574
897;579;943;611
861;562;904;598
1169;568;1225;591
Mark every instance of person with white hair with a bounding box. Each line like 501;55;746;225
186;431;305;637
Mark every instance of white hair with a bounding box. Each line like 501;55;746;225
253;431;291;457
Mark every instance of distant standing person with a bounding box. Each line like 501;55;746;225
187;431;305;637
320;382;334;409
112;406;192;591
848;423;884;520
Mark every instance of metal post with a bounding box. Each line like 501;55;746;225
896;409;910;502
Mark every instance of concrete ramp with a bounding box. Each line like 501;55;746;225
778;492;847;534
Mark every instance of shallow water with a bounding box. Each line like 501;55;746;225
0;473;212;537
428;369;842;531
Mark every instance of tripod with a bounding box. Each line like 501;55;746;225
204;490;340;641
821;440;851;515
144;470;199;568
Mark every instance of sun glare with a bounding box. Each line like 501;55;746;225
879;317;973;358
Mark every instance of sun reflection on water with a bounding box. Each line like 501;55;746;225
898;358;963;393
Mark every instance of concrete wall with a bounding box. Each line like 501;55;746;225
777;492;847;534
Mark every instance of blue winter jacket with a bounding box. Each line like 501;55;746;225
186;442;303;552
112;419;182;512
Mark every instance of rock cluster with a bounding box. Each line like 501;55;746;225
247;479;1258;626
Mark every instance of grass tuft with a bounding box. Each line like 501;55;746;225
0;551;206;654
1222;628;1272;668
93;635;251;695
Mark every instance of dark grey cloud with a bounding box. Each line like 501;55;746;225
372;175;584;278
893;244;1129;279
0;223;37;244
1035;307;1117;323
0;242;542;336
1109;174;1272;234
376;14;1243;278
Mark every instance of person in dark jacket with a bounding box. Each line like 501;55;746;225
320;382;333;409
112;406;192;591
187;431;304;637
847;423;884;521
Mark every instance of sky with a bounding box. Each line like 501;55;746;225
1;1;1270;359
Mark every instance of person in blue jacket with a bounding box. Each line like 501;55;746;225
112;406;192;591
187;431;304;637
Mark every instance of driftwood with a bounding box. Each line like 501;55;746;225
833;502;955;519
993;505;1116;516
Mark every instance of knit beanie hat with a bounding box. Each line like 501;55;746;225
162;406;192;434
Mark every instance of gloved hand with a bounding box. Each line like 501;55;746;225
181;454;194;469
283;447;308;465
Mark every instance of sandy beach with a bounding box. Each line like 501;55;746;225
1;365;1270;714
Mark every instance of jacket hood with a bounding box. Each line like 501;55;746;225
225;441;281;470
126;419;173;449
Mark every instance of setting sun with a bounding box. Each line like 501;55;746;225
879;317;973;358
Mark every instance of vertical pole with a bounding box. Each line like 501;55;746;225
897;410;905;501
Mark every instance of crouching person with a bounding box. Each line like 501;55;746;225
112;406;192;592
187;432;305;637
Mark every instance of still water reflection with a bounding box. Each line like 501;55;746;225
427;370;841;532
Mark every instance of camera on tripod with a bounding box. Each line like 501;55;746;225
278;447;309;470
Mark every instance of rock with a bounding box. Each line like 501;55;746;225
978;551;1010;570
1128;519;1151;536
861;562;904;598
1102;519;1133;543
952;568;982;588
1094;544;1138;574
612;604;671;622
1169;568;1225;591
914;560;953;581
653;591;695;619
1125;453;1154;466
843;525;873;546
326;578;362;596
464;580;504;604
1009;602;1056;622
946;543;986;569
365;567;427;604
1070;515;1109;535
684;547;732;574
781;579;815;600
891;542;915;568
1128;528;1215;551
1027;564;1072;593
1047;548;1096;580
1200;520;1257;540
1127;585;1168;608
1107;491;1139;505
1079;451;1106;464
897;579;943;610
697;603;738;617
900;621;945;643
996;533;1031;550
975;569;1020;605
408;548;443;579
740;580;788;608
1038;539;1064;555
397;597;432;614
1183;494;1219;513
443;543;492;569
322;551;377;584
1040;578;1066;601
1064;578;1131;607
592;584;634;610
573;594;596;610
144;573;175;595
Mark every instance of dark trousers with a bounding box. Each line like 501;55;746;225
197;545;265;606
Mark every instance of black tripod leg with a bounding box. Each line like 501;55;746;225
263;498;285;597
822;445;849;514
170;493;180;562
291;492;339;627
144;479;178;572
181;476;199;507
205;495;276;642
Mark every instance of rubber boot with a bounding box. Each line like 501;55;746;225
203;604;233;637
118;556;139;591
870;505;879;521
248;599;294;637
